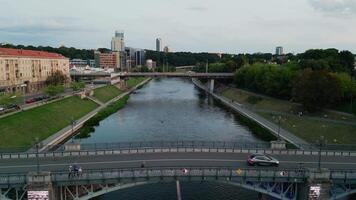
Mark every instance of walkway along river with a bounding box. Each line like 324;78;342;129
70;78;268;200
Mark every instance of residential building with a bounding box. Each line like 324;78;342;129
94;50;120;69
276;46;284;55
163;46;170;53
156;38;162;52
146;59;156;70
111;31;125;52
0;48;69;94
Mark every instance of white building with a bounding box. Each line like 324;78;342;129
111;31;125;52
156;38;162;52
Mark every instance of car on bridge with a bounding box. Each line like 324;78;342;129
247;154;279;167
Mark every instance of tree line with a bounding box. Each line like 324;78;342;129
0;44;94;60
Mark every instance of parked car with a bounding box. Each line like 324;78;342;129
25;98;36;104
247;154;279;166
6;104;21;110
0;106;5;112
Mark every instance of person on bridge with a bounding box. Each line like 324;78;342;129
68;165;73;178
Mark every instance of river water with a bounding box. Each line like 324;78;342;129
73;78;265;199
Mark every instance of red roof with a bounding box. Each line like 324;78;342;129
0;48;67;59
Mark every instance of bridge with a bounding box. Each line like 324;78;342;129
1;141;356;200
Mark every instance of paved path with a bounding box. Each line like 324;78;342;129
0;152;354;174
192;79;310;149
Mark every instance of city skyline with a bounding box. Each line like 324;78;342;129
0;0;356;53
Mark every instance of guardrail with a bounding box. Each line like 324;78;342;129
3;141;356;160
2;167;356;187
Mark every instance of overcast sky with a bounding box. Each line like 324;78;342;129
0;0;355;53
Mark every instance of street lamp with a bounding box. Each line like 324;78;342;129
70;117;77;142
34;137;40;174
316;136;327;172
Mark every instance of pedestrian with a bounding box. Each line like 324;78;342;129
68;165;73;178
141;162;145;168
78;167;82;177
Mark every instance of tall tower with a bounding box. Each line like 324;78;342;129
156;38;162;52
111;31;125;52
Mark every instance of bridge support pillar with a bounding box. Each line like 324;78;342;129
208;79;215;93
27;172;57;200
297;169;332;200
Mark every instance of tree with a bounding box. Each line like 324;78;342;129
70;82;85;91
292;69;341;112
44;85;64;97
46;71;68;86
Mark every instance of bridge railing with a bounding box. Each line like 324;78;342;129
3;141;356;159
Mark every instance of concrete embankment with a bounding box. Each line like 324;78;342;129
191;78;309;149
38;78;151;152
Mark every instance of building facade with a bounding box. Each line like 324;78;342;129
94;51;120;69
156;38;162;52
0;48;69;94
70;59;95;68
163;46;170;53
276;46;284;55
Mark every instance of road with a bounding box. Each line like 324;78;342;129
0;152;355;174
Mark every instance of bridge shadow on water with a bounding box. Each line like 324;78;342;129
95;182;269;200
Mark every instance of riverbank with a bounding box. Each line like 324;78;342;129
192;79;309;148
220;86;356;145
0;96;99;151
38;77;151;151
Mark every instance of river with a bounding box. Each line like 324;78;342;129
72;78;265;199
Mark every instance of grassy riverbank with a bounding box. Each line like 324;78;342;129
94;85;123;103
220;87;356;144
0;96;98;150
76;95;130;139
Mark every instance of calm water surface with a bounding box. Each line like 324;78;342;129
75;78;265;200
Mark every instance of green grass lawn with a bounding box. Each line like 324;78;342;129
94;85;123;103
220;87;356;144
127;77;146;88
259;112;356;144
0;96;98;150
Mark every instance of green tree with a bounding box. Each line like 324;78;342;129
44;85;64;97
292;69;341;112
70;82;85;91
46;71;68;86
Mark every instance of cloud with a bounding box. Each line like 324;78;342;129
0;17;96;35
186;6;207;12
308;0;356;15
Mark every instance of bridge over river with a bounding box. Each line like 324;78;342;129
1;143;356;200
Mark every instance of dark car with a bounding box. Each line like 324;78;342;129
247;154;279;166
6;104;21;110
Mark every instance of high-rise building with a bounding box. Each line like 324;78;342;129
135;50;145;66
276;46;284;55
156;38;162;52
111;31;125;52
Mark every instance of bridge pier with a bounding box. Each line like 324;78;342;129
296;169;332;200
208;79;215;93
27;172;57;200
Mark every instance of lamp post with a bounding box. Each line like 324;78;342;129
70;117;77;143
35;137;40;174
316;136;326;172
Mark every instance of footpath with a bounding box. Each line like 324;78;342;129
192;79;310;149
37;78;151;152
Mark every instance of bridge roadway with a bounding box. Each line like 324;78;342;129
0;151;356;174
70;71;234;79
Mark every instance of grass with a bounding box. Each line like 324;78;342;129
259;112;356;144
94;85;123;103
127;77;147;88
0;96;98;150
220;87;356;144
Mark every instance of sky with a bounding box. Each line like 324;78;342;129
0;0;356;54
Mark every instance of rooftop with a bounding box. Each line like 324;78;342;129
0;48;67;59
